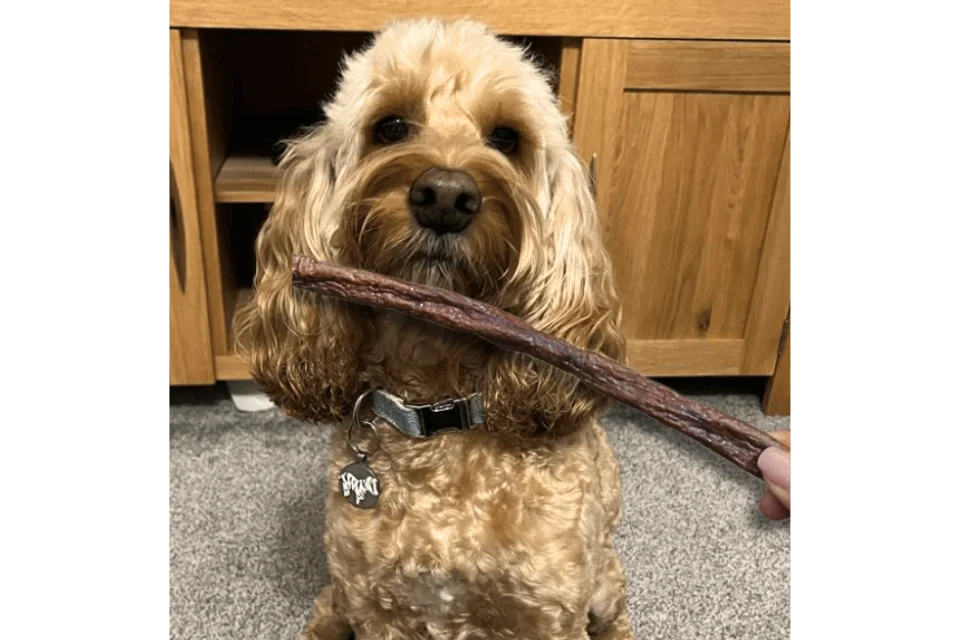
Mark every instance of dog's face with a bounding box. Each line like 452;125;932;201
236;19;624;423
329;28;547;301
286;19;583;304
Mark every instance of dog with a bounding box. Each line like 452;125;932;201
235;18;635;639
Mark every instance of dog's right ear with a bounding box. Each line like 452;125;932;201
234;126;367;423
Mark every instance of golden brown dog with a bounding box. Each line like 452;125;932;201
236;18;635;639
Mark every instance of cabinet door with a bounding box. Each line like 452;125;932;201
573;39;790;376
170;29;215;385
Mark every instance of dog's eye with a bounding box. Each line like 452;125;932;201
374;115;409;144
488;127;519;155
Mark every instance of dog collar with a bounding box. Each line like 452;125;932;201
365;389;486;438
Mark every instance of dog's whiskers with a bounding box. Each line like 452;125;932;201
356;204;381;246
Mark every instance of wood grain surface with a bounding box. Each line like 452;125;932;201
170;0;789;40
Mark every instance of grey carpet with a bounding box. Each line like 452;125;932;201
171;383;790;639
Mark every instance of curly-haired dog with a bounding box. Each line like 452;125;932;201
236;18;635;640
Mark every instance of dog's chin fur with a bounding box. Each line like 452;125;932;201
234;18;635;640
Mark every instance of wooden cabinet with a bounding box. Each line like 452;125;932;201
569;40;790;383
167;17;790;411
170;29;215;385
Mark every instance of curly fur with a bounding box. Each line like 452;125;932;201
235;18;634;639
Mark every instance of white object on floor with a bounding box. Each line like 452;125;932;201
227;380;275;412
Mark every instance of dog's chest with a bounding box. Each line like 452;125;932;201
325;429;595;633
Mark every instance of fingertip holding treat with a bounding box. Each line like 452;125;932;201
759;490;790;520
757;445;791;490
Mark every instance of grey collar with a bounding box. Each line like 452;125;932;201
364;389;486;438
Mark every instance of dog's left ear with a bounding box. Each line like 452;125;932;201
536;144;626;362
233;125;368;424
483;145;626;436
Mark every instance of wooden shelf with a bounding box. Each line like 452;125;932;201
215;155;278;203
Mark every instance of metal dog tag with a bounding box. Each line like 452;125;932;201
341;392;382;509
338;460;380;509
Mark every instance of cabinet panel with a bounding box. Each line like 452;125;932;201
574;39;790;377
170;29;215;385
625;40;789;92
610;92;789;341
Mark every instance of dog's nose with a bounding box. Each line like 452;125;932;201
409;167;482;235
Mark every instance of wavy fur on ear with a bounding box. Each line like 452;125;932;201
234;127;368;424
482;143;626;438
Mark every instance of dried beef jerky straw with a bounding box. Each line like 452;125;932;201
291;255;787;478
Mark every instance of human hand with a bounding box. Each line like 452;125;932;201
757;431;790;520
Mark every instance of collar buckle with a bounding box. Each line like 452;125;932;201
412;398;471;437
366;389;485;439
